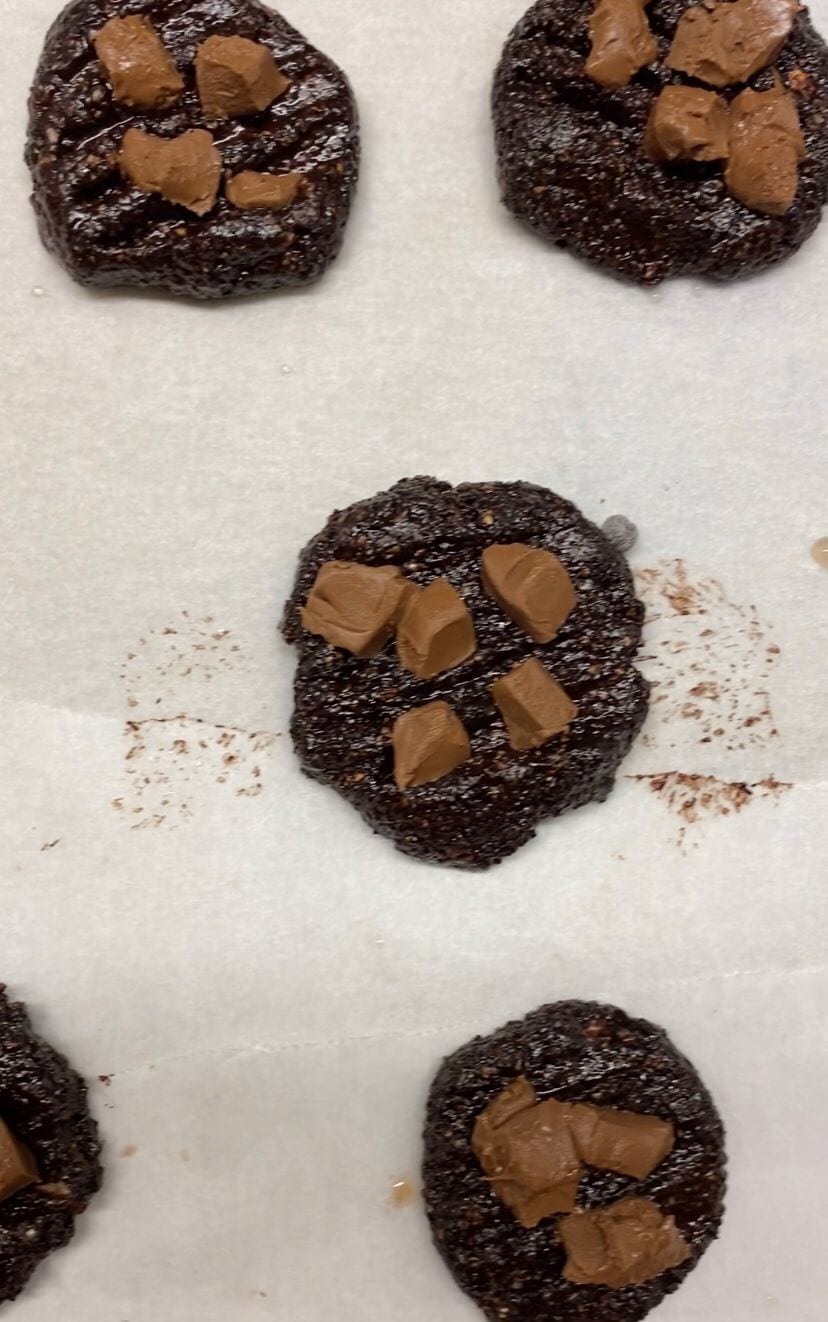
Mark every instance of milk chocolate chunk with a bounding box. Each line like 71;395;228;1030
726;82;805;213
570;1103;675;1178
586;0;657;89
481;544;576;643
396;580;477;679
479;1075;538;1128
492;658;577;751
393;701;471;790
302;562;412;657
93;15;184;109
666;0;801;88
560;1197;691;1288
226;171;304;211
644;86;730;163
0;1117;40;1203
472;1080;581;1228
196;34;290;118
119;128;221;216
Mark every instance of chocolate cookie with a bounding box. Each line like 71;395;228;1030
281;477;648;869
0;984;102;1305
423;1001;726;1322
26;0;359;298
492;0;828;283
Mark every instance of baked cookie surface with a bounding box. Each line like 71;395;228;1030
423;1000;726;1321
281;477;648;870
0;984;102;1305
27;0;359;297
493;0;828;283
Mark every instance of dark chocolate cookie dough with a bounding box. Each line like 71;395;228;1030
281;478;648;870
26;0;359;297
493;0;828;283
423;1001;726;1322
0;984;102;1305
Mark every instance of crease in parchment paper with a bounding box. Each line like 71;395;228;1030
95;961;826;1080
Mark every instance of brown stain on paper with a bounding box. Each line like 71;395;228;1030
114;612;282;829
631;561;791;845
635;560;780;752
387;1177;419;1209
629;773;792;848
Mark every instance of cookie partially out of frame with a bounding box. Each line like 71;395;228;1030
281;477;648;870
26;0;359;298
492;0;828;283
423;1000;726;1322
0;984;102;1305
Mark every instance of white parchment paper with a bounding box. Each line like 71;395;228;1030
1;1;827;1318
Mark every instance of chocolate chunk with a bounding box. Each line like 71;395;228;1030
560;1197;691;1287
478;1075;538;1127
472;1080;581;1227
226;171;304;211
644;86;730;163
118;127;221;216
396;579;477;679
666;0;801;88
492;0;828;284
492;657;577;751
726;82;805;214
586;0;658;88
302;561;412;658
0;986;102;1306
196;34;290;118
283;478;648;869
26;0;359;299
481;544;576;643
423;1000;726;1322
393;701;471;790
93;15;184;108
570;1103;675;1178
0;1117;40;1203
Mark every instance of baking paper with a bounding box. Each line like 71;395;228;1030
1;1;827;1317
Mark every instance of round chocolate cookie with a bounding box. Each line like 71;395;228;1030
0;984;102;1304
26;0;359;298
281;477;648;870
423;1001;726;1322
492;0;828;283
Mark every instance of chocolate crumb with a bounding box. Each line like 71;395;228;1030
602;515;639;553
629;771;792;846
636;560;780;751
789;67;817;97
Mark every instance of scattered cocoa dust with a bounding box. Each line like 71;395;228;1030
628;773;792;847
631;561;792;846
635;560;781;752
115;612;282;829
